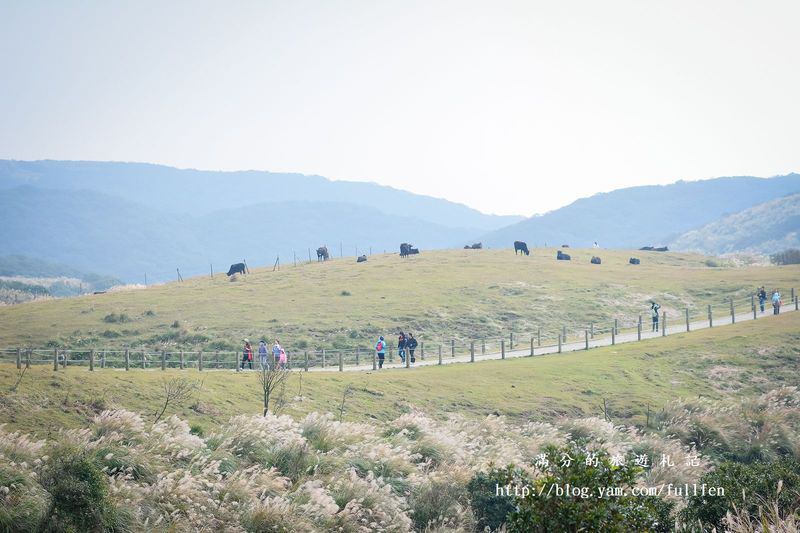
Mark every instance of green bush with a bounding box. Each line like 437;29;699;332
468;469;517;531
502;444;674;532
102;313;130;324
680;460;800;530
38;447;129;531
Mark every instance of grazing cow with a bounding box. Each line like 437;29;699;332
639;246;655;251
590;256;602;265
227;262;246;276
409;247;419;255
464;242;482;249
561;244;570;248
629;257;641;265
557;250;571;261
514;241;530;256
317;246;330;261
653;246;669;252
356;255;367;263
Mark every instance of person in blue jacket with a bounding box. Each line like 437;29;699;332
375;336;387;369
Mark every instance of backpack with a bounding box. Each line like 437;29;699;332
376;341;384;351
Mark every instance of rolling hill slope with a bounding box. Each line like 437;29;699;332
0;248;797;353
670;193;800;254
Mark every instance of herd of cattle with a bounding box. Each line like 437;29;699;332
224;241;668;275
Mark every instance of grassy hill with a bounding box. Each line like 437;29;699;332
0;248;797;353
670;193;800;254
0;310;797;437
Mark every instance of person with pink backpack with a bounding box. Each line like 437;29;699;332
279;346;288;369
375;336;386;369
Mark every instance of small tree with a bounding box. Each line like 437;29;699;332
154;377;198;423
258;365;290;416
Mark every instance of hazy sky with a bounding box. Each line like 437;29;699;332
1;1;798;216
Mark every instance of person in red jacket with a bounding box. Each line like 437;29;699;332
241;339;253;370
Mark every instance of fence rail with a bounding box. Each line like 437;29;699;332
2;289;796;373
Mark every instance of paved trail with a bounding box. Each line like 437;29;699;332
310;303;797;373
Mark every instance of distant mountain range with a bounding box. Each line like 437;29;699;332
1;160;799;282
669;193;800;255
477;174;800;249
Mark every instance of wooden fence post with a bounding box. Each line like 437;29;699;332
451;339;455;357
751;294;755;314
613;319;618;336
537;328;541;346
730;298;735;324
339;352;343;372
420;342;425;360
322;349;326;368
611;325;615;345
530;336;534;356
509;332;513;351
197;351;203;371
438;344;442;365
470;341;475;362
141;352;146;369
101;350;106;369
53;348;58;371
638;315;642;331
590;322;594;339
795;295;799;311
26;349;31;369
662;312;667;336
161;350;166;371
305;351;309;371
792;287;795;301
501;340;505;359
685;308;690;332
637;321;642;341
562;326;567;343
482;339;485;355
16;348;21;369
753;299;757;320
371;350;376;370
558;334;562;353
89;349;95;371
708;305;713;328
585;330;589;350
355;347;360;366
124;349;130;371
405;348;410;368
180;351;184;370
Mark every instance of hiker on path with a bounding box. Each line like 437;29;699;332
406;333;418;366
272;340;282;366
650;302;661;332
375;336;387;369
241;339;253;370
258;340;269;369
279;346;287;369
758;286;767;313
772;290;782;315
398;331;407;364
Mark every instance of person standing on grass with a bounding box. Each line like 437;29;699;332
397;331;407;364
258;339;269;369
272;340;282;367
772;290;782;315
406;333;418;366
241;339;253;370
375;336;386;369
758;286;767;313
650;302;661;332
279;346;287;369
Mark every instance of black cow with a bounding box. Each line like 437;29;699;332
464;242;483;249
639;246;654;251
514;241;529;256
561;244;570;248
590;256;602;265
227;262;246;276
317;246;330;261
629;257;641;265
654;246;669;252
557;250;571;261
400;243;419;257
357;255;367;263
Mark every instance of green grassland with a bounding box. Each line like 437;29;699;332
1;311;797;437
0;248;797;353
